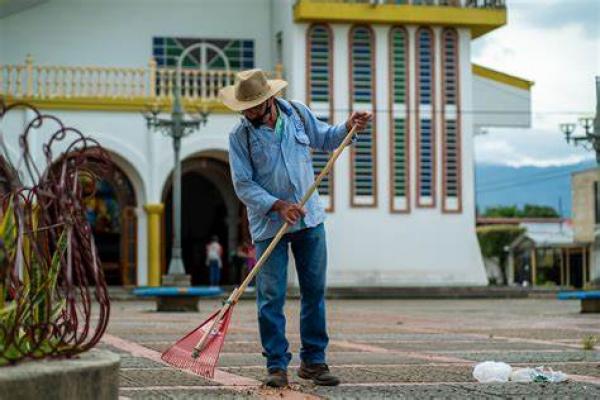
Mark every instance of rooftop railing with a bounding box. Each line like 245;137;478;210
0;56;283;109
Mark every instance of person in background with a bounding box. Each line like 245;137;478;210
206;235;223;287
244;240;257;291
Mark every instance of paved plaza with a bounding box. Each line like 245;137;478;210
100;297;600;399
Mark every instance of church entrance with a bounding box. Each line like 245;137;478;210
162;153;248;286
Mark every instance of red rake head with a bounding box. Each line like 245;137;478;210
161;307;233;378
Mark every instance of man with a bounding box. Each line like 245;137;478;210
205;235;223;286
220;69;371;388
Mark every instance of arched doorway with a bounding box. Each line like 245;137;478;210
81;159;138;286
162;153;248;286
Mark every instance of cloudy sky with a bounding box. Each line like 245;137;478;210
472;0;600;167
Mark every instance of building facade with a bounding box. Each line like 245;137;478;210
506;221;592;289
0;0;532;287
572;168;600;285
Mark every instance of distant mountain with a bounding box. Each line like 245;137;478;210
475;161;597;218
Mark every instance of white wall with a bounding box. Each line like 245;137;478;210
472;75;531;129
291;22;487;286
1;0;273;69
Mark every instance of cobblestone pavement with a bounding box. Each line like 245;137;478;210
102;297;600;399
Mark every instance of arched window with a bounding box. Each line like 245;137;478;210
306;24;335;211
441;28;462;213
415;27;436;208
389;26;410;213
349;25;377;207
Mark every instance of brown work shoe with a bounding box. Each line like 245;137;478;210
297;362;340;386
263;368;289;388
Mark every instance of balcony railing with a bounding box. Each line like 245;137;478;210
0;56;283;111
296;0;505;8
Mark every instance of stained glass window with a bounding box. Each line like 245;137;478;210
416;28;435;207
349;26;376;207
389;27;410;212
442;28;461;212
152;37;254;69
307;24;334;211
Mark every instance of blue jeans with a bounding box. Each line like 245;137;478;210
209;260;220;286
255;223;329;372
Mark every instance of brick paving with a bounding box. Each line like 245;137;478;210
103;298;600;399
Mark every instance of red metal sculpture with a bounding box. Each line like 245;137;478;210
0;99;111;364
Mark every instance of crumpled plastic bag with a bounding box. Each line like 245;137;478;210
511;366;568;383
473;361;513;383
473;362;569;383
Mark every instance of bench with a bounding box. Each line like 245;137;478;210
133;286;223;312
557;291;600;313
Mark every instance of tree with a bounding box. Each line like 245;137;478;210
482;204;559;218
477;224;525;285
521;204;559;218
483;205;519;218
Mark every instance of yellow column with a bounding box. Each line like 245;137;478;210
144;203;164;287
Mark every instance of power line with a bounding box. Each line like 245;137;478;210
305;107;589;115
476;164;592;188
476;170;577;193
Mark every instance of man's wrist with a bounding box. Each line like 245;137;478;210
270;199;286;213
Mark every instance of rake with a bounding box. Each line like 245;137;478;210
161;124;358;378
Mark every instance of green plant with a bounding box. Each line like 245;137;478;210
582;335;598;351
0;197;69;364
477;225;525;283
477;225;525;258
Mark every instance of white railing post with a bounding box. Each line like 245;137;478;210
80;67;86;97
148;58;157;99
70;67;77;97
192;70;199;99
167;69;174;99
15;65;24;97
25;55;34;97
7;65;13;96
45;67;52;98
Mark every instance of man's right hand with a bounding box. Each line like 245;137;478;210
271;200;306;225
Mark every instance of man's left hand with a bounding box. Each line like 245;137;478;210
346;111;373;132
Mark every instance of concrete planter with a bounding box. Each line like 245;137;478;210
0;349;119;400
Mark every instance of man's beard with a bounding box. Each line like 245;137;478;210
247;101;273;128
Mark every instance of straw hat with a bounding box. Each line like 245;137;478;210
219;69;288;112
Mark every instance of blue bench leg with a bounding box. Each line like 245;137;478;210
582;299;600;313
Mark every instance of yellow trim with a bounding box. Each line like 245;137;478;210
472;64;534;91
294;1;506;39
1;96;234;113
144;203;164;287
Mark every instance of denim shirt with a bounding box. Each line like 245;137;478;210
228;98;349;242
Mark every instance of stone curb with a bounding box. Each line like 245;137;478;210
0;349;120;400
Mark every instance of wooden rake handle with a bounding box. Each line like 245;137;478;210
192;125;357;356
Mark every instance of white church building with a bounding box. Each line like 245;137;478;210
0;0;532;287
